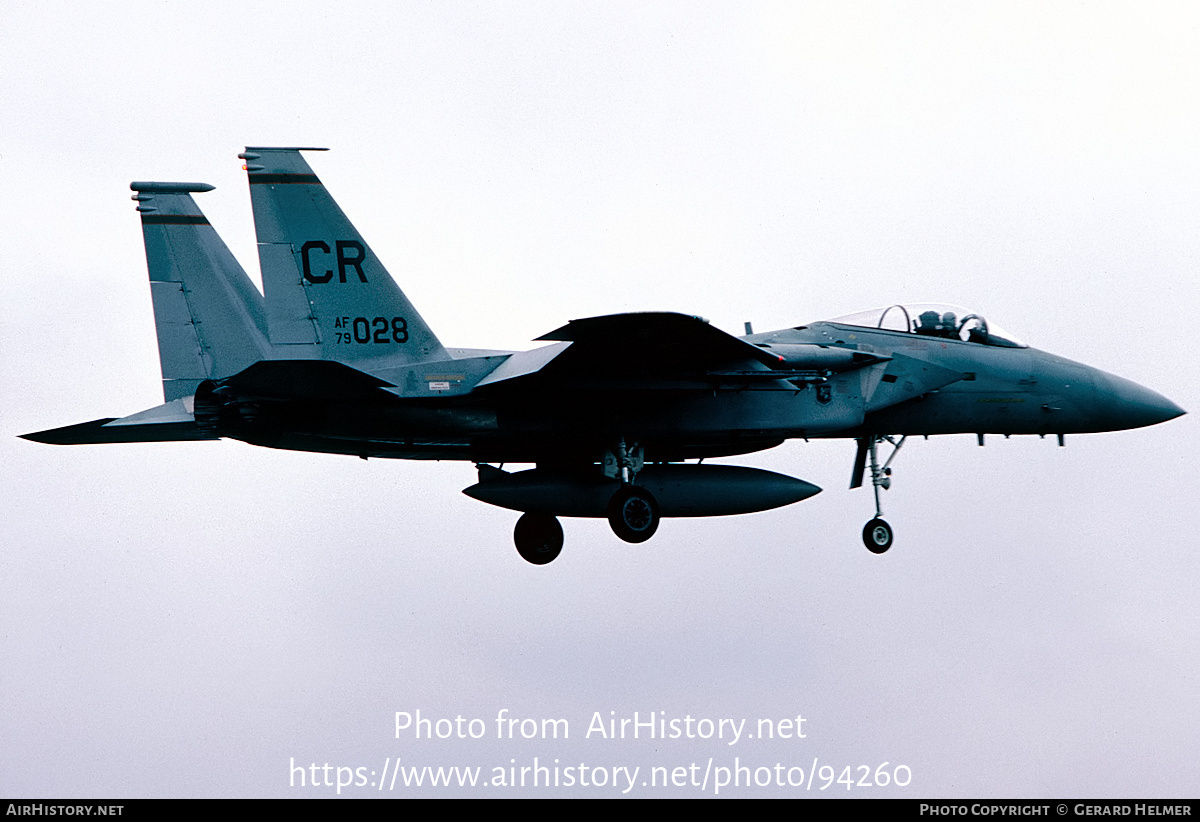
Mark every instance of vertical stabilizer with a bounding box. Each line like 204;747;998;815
132;182;271;401
241;147;448;365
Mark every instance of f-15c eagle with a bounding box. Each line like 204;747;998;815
22;148;1185;564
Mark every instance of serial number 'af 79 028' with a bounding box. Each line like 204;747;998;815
334;316;409;344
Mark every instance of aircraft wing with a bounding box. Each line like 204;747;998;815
471;311;803;391
534;311;783;372
469;311;885;390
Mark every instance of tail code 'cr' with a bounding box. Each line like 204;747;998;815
242;147;447;366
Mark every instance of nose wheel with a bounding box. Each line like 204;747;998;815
863;518;893;553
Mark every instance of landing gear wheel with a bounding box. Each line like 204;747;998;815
514;513;564;565
863;518;893;554
607;486;660;543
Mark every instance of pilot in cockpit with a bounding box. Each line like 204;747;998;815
915;310;942;336
915;310;965;339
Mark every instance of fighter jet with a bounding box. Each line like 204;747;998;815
22;147;1185;564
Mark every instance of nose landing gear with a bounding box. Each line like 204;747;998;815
852;435;906;553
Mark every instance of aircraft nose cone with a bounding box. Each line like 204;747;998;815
1092;372;1185;431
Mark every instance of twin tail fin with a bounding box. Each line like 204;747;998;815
132;182;270;401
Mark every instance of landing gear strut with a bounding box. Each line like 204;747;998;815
852;435;906;553
513;513;563;565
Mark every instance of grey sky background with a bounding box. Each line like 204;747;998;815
1;1;1196;798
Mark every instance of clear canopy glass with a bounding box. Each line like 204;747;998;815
826;303;1026;348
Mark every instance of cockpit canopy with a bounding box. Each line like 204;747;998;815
826;303;1026;348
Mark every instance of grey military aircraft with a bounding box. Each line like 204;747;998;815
22;147;1185;563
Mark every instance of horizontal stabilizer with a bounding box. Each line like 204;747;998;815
104;397;196;426
20;416;216;445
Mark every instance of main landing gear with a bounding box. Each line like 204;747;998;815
509;438;663;564
607;484;660;543
603;438;660;544
510;485;660;565
513;513;563;565
852;434;906;554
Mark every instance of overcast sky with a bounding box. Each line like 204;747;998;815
1;1;1196;798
